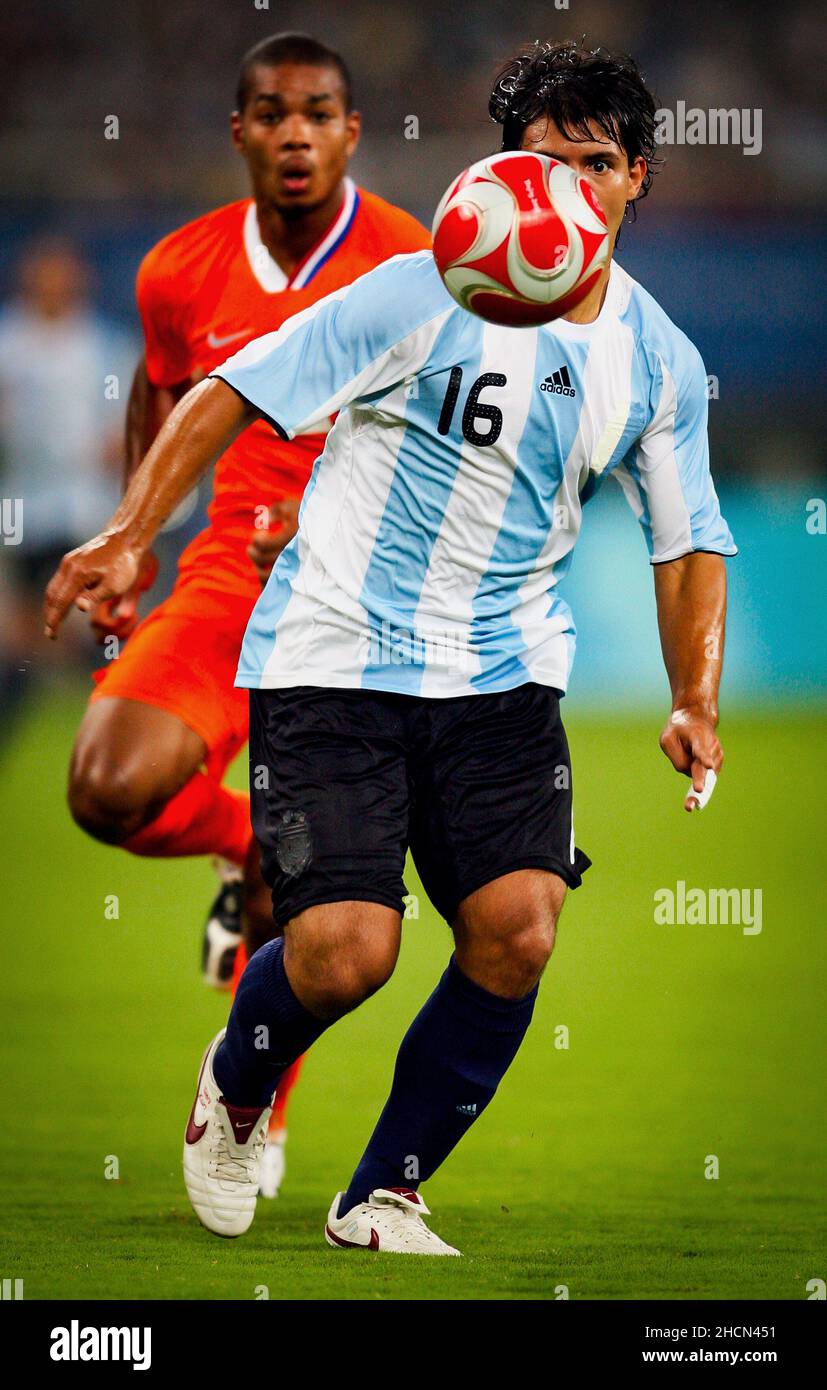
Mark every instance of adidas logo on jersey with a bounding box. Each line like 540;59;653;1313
456;1102;478;1116
540;365;576;398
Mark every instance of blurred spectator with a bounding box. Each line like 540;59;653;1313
0;238;135;678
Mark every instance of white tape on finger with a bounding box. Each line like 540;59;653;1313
685;768;717;811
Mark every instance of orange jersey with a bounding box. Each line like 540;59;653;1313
137;180;430;599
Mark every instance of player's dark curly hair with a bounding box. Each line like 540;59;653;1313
236;32;353;113
489;39;662;219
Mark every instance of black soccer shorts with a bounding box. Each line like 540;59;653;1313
248;681;591;929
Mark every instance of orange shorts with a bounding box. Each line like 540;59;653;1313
90;581;255;781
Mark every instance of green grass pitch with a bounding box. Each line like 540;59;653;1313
1;690;824;1301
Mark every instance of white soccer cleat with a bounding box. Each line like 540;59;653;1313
258;1131;287;1199
201;858;243;990
325;1187;461;1256
183;1029;271;1238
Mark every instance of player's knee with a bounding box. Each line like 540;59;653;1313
68;753;156;844
289;936;396;1020
456;879;565;997
503;918;557;990
311;956;394;1019
466;919;555;998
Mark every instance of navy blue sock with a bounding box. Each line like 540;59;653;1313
213;937;330;1107
340;956;538;1215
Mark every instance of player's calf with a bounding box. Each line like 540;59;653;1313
207;909;399;1121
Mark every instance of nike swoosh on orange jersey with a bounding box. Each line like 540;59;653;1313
207;329;248;349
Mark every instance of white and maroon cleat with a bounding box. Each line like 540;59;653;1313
183;1029;271;1238
325;1187;461;1256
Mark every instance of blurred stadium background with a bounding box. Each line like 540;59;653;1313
0;0;824;1299
1;0;825;703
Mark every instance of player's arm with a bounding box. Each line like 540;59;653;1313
44;378;257;638
615;344;737;801
89;356;192;641
124;354;192;488
88;226;198;641
654;551;726;797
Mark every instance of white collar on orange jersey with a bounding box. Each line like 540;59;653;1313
243;177;359;294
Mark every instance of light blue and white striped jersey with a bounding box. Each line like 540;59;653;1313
213;251;736;697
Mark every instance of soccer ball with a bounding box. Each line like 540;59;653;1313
432;151;609;326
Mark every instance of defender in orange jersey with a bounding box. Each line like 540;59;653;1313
58;32;430;1195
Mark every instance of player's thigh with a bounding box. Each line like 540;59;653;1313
249;686;412;935
409;682;592;926
77;593;249;803
70;695;207;805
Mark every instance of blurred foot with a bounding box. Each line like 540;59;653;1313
258;1129;287;1199
201;857;243;990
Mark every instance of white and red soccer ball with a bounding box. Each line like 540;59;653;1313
432;151;609;326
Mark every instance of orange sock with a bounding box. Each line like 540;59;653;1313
231;941;248;991
271;1056;304;1135
122;773;252;865
230;942;304;1136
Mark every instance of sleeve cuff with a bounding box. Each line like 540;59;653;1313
650;544;739;565
209;370;291;441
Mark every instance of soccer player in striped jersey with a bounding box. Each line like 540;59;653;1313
49;31;429;1198
46;41;736;1254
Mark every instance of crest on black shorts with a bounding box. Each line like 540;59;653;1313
275;810;312;878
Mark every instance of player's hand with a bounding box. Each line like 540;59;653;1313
44;532;146;640
247;499;299;586
659;706;723;800
88;551;159;644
